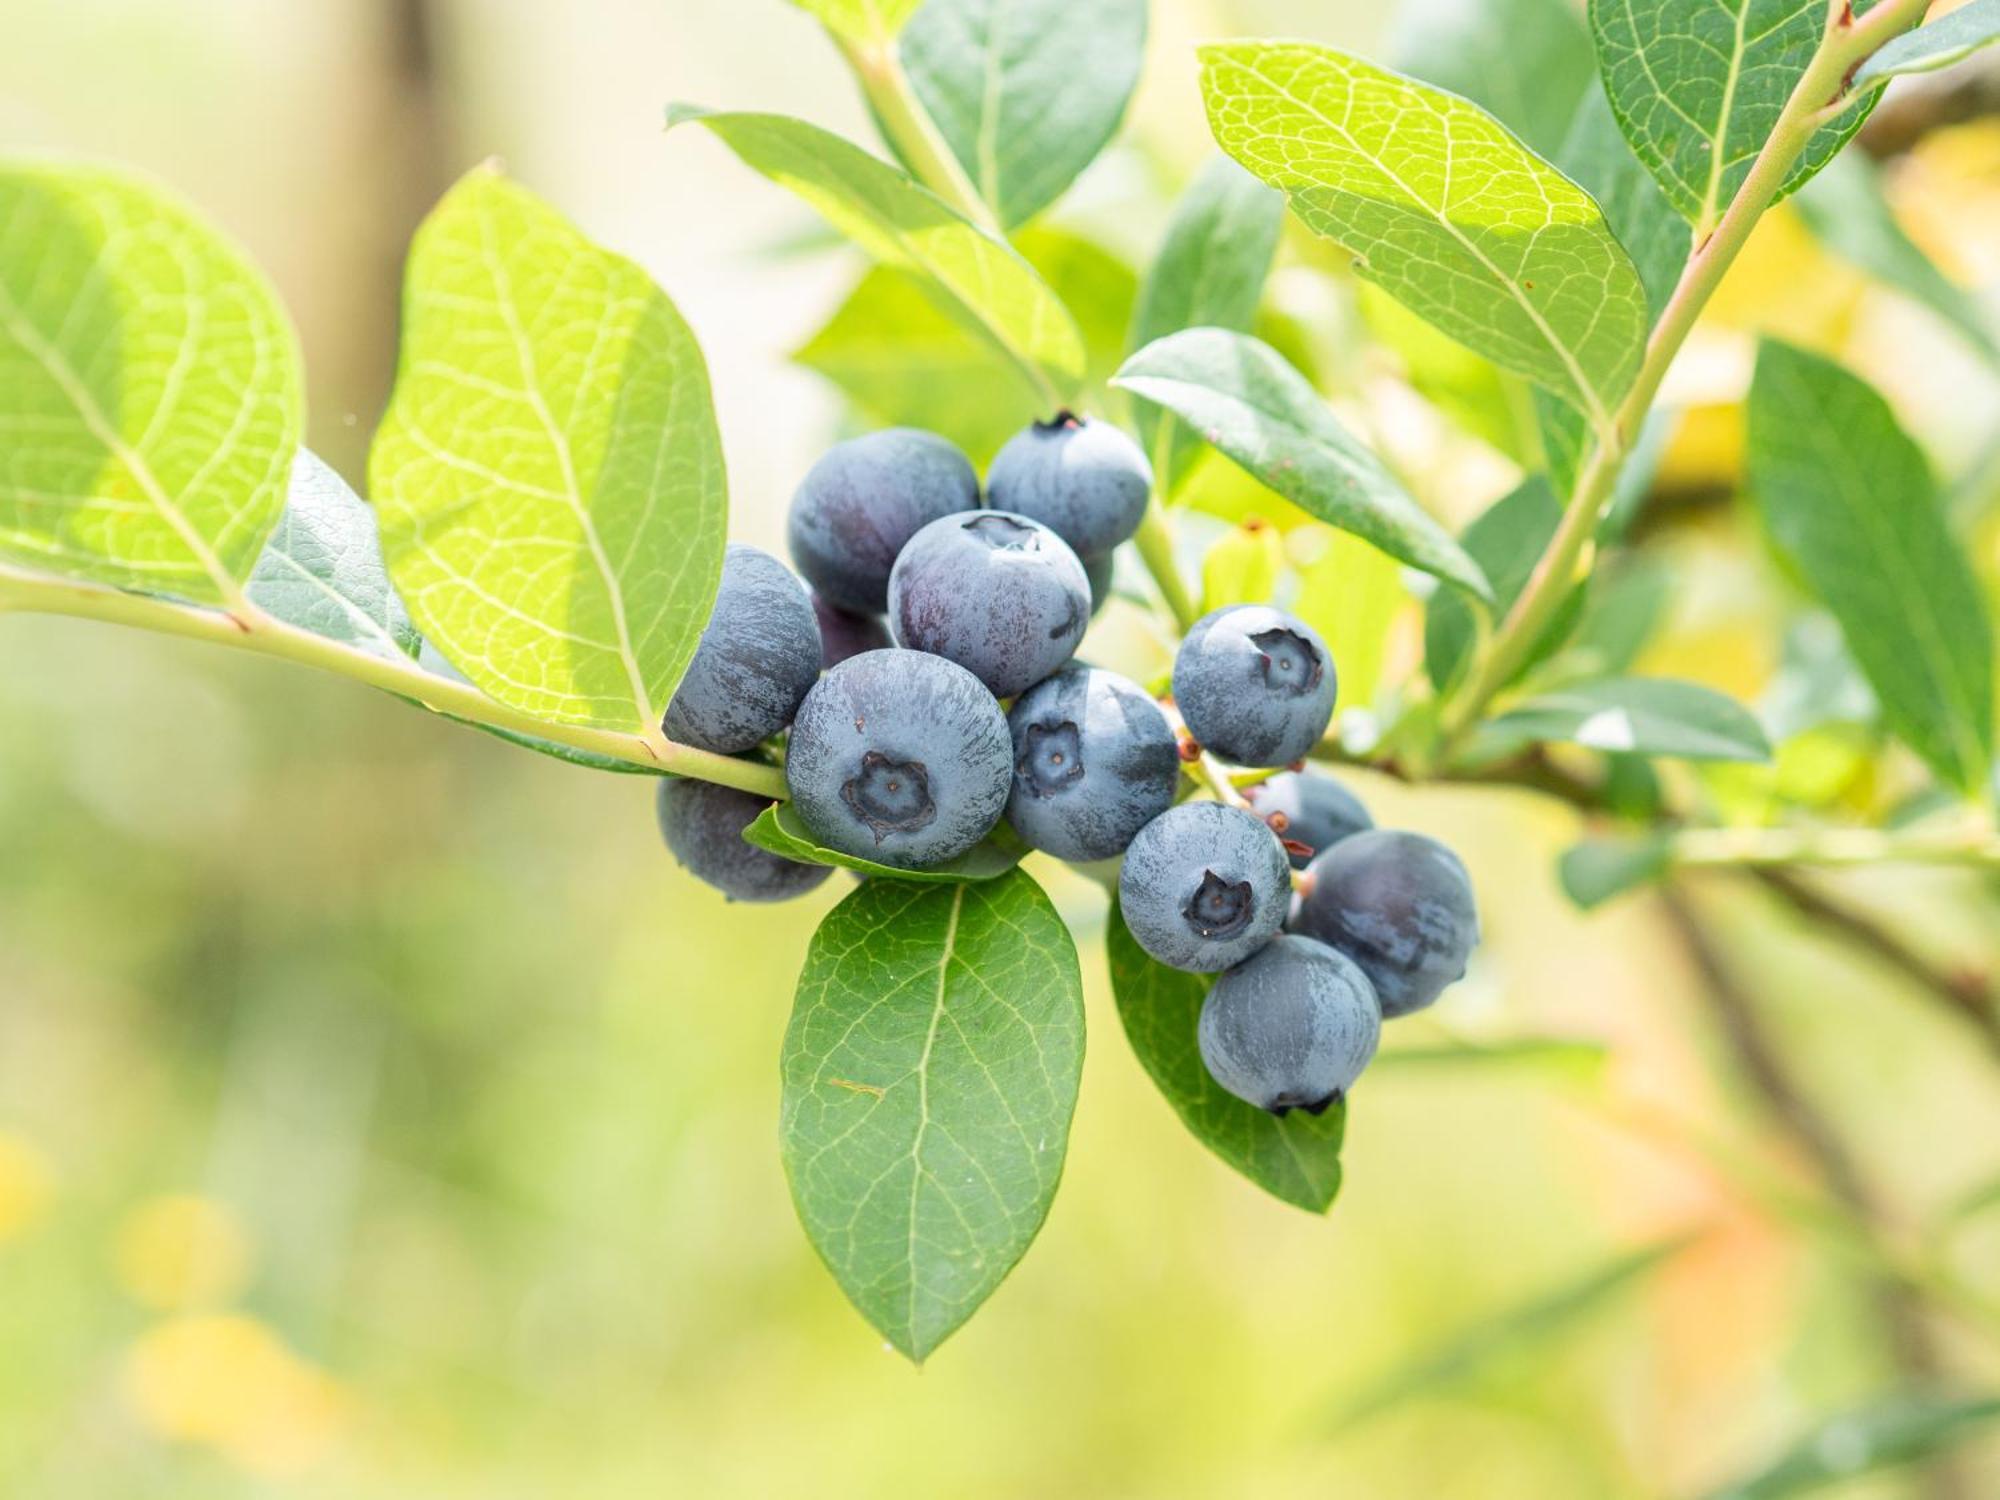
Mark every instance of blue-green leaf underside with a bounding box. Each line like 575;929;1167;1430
249;449;418;658
1854;0;2000;88
1482;677;1773;762
370;165;727;733
1746;340;1995;793
1199;41;1648;426
1115;328;1491;599
901;0;1147;229
744;802;1024;884
781;871;1085;1361
1107;900;1346;1213
1559;833;1674;910
0;160;302;602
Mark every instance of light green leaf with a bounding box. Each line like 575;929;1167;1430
1129;157;1286;491
1376;1036;1611;1079
1703;1391;2000;1500
1560;833;1673;909
1321;1235;1694;1432
670;107;1086;403
781;871;1085;1360
1199;519;1284;613
1483;677;1773;762
1114;328;1491;598
249;449;417;658
409;641;655;774
0;160;302;602
1854;0;2000;88
1388;0;1598;159
1796;151;2000;365
1293;525;1406;709
1199;42;1648;426
743;802;1024;884
1356;284;1541;463
901;0;1146;229
1591;0;1888;234
1425;477;1580;692
1557;82;1692;323
369;165;726;732
1747;340;1995;792
1107;901;1346;1213
789;0;924;43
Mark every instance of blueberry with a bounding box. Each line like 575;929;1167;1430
1118;802;1291;973
663;544;822;754
787;429;979;615
1082;551;1115;617
1245;769;1374;870
812;593;891;670
1173;605;1338;767
888;511;1091;698
1198;935;1382;1115
986;412;1153;558
1288;829;1479;1019
785;648;1012;869
655;779;831;904
1005;667;1178;862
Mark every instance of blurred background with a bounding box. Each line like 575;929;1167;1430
3;1;2000;1495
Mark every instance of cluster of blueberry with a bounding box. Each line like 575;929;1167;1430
653;413;1479;1117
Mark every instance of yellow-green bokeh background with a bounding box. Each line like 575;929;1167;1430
3;2;2000;1496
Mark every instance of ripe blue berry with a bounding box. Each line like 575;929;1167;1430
788;428;979;614
1005;667;1178;862
1289;829;1479;1018
1245;769;1374;870
812;593;891;670
888;511;1091;698
986;413;1152;557
663;544;822;754
785;649;1012;870
1199;935;1382;1115
655;779;831;904
1118;802;1291;973
1173;605;1338;767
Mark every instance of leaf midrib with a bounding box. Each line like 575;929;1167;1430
905;882;965;1354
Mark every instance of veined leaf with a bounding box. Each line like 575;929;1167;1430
0;161;301;601
1130;157;1285;493
1557;82;1691;323
1482;677;1773;762
670;107;1086;402
1796;152;2000;366
1107;902;1346;1213
1703;1391;2000;1500
744;802;1023;884
901;0;1146;229
249;449;417;658
1854;0;2000;88
781;871;1085;1361
1591;0;1888;234
1746;340;1995;793
789;0;924;43
1199;42;1648;426
370;166;726;731
1114;328;1490;598
1388;0;1597;159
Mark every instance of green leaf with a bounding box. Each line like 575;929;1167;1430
248;449;417;658
1746;340;1995;792
1854;0;2000;88
669;107;1086;403
1357;284;1541;464
1703;1391;2000;1500
1321;1235;1694;1432
781;871;1085;1360
1114;329;1491;599
1483;677;1773;762
1557;82;1692;324
1388;0;1598;159
369;166;726;732
743;802;1024;884
1559;833;1673;910
788;0;924;43
1795;152;2000;366
1199;42;1648;426
1563;555;1672;678
1425;477;1580;692
1199;520;1284;614
901;0;1146;229
1294;526;1406;709
1106;901;1346;1213
0;160;302;602
1130;157;1286;492
1376;1036;1611;1079
410;641;657;774
1591;0;1887;233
